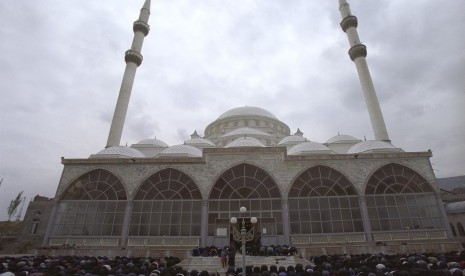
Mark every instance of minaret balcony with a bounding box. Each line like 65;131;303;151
348;44;367;61
133;20;150;36
340;15;358;32
125;50;143;66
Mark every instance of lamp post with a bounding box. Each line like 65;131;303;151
230;206;257;276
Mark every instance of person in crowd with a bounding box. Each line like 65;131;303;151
209;246;218;257
221;248;228;268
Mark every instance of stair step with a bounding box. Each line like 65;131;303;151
180;254;312;273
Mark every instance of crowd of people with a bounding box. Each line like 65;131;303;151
0;255;183;276
225;250;465;276
2;251;465;275
192;245;298;257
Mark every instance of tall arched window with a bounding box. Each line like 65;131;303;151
457;223;465;236
209;163;282;236
365;163;443;231
288;165;363;234
53;169;127;237
130;168;202;237
450;223;457;236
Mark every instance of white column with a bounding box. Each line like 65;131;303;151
436;193;453;238
201;200;208;247
359;196;373;241
120;200;133;247
106;1;151;147
338;0;390;141
354;57;390;141
106;63;138;147
42;200;59;247
281;199;290;245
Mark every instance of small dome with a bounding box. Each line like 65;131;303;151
278;135;308;146
90;146;145;158
217;106;278;120
185;138;216;148
157;144;202;158
225;137;265;148
288;142;333;155
445;201;465;214
347;140;403;154
134;138;168;147
326;134;361;144
222;127;271;137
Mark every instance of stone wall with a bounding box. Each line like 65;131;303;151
19;197;54;247
56;149;437;200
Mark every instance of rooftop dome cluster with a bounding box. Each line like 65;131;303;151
90;106;403;159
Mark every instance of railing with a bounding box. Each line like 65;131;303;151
49;236;200;247
49;237;120;246
127;237;200;247
291;233;366;244
372;230;447;241
124;50;143;66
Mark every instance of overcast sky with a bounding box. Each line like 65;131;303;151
0;0;464;221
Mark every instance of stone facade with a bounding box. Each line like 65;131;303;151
36;143;460;256
56;150;438;200
19;195;54;248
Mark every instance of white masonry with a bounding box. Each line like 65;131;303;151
339;0;390;142
106;0;151;148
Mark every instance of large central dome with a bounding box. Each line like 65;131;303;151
204;106;290;147
216;106;278;120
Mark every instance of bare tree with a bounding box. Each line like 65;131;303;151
7;191;23;221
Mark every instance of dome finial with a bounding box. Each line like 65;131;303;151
295;128;303;137
191;130;200;139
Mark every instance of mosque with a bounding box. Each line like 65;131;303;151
23;0;461;257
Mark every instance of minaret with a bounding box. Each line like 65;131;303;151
338;0;390;141
106;0;151;148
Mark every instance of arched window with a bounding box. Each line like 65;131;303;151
209;163;282;236
457;223;465;236
365;163;443;232
130;168;202;237
288;165;363;234
366;163;434;194
450;223;457;236
210;163;281;200
53;169;127;237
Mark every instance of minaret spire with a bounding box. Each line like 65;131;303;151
338;0;390;141
106;0;151;148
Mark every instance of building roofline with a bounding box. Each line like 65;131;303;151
61;150;432;164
